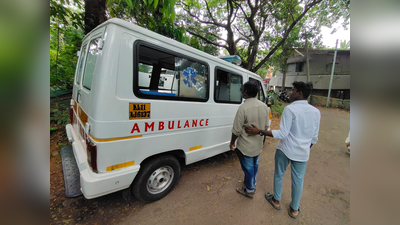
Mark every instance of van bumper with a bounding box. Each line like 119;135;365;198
65;124;140;199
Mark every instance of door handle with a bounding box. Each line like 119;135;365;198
77;90;81;103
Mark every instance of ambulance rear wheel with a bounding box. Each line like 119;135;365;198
132;155;181;203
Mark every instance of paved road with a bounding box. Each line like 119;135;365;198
118;106;350;225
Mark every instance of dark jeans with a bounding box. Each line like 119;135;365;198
235;148;259;191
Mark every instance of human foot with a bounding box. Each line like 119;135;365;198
265;192;281;210
236;187;254;199
288;206;301;219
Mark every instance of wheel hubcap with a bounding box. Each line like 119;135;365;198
146;166;174;194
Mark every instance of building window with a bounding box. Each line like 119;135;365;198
295;62;304;72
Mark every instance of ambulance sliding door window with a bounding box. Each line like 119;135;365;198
136;44;208;101
249;78;265;102
82;38;101;90
214;68;242;104
75;44;87;84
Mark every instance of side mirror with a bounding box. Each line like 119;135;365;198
266;96;274;107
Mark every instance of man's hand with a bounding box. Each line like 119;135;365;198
230;143;235;151
245;124;260;136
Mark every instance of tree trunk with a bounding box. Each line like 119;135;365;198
55;22;60;80
305;37;310;82
84;0;107;34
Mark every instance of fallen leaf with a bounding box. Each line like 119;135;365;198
207;185;210;191
238;180;242;183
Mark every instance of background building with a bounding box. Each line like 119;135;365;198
269;49;350;99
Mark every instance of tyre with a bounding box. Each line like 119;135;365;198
132;155;181;203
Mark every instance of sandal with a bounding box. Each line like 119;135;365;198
288;206;301;219
265;192;281;210
236;187;254;199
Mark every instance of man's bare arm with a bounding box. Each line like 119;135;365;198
229;133;238;151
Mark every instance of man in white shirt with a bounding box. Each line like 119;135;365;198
230;81;270;199
245;81;321;219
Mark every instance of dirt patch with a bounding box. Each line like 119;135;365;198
50;106;350;225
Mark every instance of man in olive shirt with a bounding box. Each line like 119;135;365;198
230;81;270;199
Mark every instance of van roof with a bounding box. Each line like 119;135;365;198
85;18;262;81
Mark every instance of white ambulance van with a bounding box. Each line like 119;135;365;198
64;18;271;203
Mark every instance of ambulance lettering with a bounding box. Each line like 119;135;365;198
130;119;210;134
158;121;164;130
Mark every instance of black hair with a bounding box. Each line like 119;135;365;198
292;81;313;99
243;81;259;97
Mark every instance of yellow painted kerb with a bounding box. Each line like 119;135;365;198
90;134;142;142
107;161;135;172
189;145;203;151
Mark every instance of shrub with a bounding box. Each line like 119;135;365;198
267;92;284;117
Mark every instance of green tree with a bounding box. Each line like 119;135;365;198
339;39;350;49
50;1;84;90
178;15;219;54
178;0;349;73
50;0;84;29
107;0;183;41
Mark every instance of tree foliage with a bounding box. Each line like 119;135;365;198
50;0;181;90
178;0;349;73
49;0;349;91
50;1;84;90
50;0;84;29
107;0;184;41
339;39;350;49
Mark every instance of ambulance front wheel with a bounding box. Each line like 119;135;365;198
132;155;181;203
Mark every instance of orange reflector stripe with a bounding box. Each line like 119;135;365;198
90;134;142;142
107;161;135;172
78;105;88;125
269;109;272;120
189;145;202;151
72;98;78;113
71;99;88;125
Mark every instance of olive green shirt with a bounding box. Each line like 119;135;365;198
231;98;270;157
